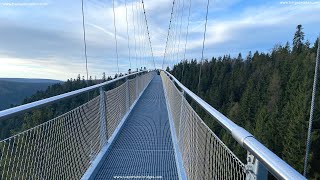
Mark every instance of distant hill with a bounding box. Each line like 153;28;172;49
0;78;61;84
0;78;62;110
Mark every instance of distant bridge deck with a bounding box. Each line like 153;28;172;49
94;76;179;179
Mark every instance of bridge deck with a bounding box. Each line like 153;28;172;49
94;75;179;179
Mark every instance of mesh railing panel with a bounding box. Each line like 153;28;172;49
128;79;137;107
0;72;155;180
161;72;246;180
0;96;101;179
166;79;183;138
105;82;128;139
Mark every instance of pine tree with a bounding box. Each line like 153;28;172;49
102;72;106;82
281;59;310;173
293;24;305;53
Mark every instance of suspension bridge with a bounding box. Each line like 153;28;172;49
0;0;318;179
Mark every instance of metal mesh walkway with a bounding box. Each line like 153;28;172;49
94;75;179;179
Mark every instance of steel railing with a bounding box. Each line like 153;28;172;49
0;71;149;121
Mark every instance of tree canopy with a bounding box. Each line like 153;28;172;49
171;25;319;178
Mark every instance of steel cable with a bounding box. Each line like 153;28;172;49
162;0;176;70
125;0;132;69
112;0;119;74
303;36;320;177
197;0;210;94
181;0;192;79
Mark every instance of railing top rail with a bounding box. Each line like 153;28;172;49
162;70;306;180
0;71;148;121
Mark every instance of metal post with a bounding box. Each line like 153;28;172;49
136;74;139;98
125;77;130;111
246;152;268;180
178;90;186;140
99;87;107;148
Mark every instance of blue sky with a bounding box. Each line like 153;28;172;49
0;0;319;80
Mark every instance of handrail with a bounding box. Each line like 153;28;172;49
162;70;305;180
0;71;148;121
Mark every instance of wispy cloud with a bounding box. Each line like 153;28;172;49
162;0;320;66
0;0;319;80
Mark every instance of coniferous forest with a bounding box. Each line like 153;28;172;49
170;25;320;178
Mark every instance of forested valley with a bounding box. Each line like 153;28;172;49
170;25;319;178
0;74;117;140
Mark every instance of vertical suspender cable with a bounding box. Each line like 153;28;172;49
197;0;209;94
140;3;146;70
173;0;181;66
112;0;119;74
142;3;147;69
303;36;320;177
80;0;92;159
177;0;185;66
135;1;140;70
171;0;179;68
141;3;145;69
132;1;138;71
81;0;90;101
142;0;156;69
140;2;144;69
136;1;142;70
181;0;192;79
143;4;149;69
162;0;176;70
125;0;132;70
112;0;121;128
171;0;177;67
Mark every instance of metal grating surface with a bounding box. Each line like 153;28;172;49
94;76;179;180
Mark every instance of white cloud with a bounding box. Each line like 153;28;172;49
0;0;319;79
163;1;320;67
